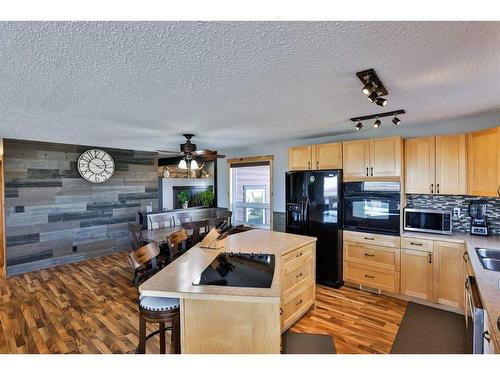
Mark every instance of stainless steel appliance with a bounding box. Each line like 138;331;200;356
343;181;401;236
285;170;343;287
469;200;489;236
465;276;485;354
403;208;452;235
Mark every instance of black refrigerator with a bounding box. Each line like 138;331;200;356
285;170;343;288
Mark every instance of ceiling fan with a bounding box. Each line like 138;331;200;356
157;134;225;170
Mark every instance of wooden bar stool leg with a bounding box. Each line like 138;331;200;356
138;313;146;354
159;322;166;354
172;314;181;354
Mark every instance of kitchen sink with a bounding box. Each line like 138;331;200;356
481;258;500;272
475;247;500;271
476;248;500;260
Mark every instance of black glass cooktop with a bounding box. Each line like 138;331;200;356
192;252;276;288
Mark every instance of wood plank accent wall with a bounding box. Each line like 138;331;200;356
3;139;158;276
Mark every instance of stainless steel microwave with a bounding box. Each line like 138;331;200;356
403;208;452;235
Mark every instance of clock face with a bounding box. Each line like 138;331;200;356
77;149;115;184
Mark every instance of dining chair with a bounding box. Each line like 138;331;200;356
207;217;226;230
217;210;232;226
182;219;209;247
172;212;191;227
128;223;144;251
166;229;189;262
127;241;161;287
148;215;174;230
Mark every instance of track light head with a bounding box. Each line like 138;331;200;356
367;92;379;103
392;116;401;126
362;82;376;96
373;119;381;128
375;97;388;107
355;122;363;130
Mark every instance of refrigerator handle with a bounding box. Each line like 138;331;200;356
303;197;309;231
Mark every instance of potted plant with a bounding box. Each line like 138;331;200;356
177;191;190;209
193;187;215;207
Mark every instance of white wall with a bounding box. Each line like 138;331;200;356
217;112;500;212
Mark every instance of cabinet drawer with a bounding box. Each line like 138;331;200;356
344;261;400;293
401;237;433;252
344;230;400;248
281;284;314;330
344;242;400;271
282;243;314;267
282;258;313;296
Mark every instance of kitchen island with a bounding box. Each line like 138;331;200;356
139;229;317;354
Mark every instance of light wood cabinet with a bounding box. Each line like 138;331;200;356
288;143;342;171
314;142;342;170
343;136;402;180
405;134;466;195
342;139;370;179
288;145;313;171
401;248;433;301
401;237;465;310
433;241;465;309
467;126;500;197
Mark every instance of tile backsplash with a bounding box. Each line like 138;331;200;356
406;195;500;234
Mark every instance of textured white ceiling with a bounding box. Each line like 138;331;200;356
0;21;499;151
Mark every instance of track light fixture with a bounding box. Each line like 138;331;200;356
375;97;388;107
350;109;405;131
356;68;389;107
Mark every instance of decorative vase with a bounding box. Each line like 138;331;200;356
182;201;189;209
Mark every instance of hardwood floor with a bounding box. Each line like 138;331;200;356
0;252;407;354
290;285;407;354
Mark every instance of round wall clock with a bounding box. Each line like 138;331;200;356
77;149;115;184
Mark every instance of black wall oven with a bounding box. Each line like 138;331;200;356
343;181;401;236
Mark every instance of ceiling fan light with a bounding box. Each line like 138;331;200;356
355;122;363;130
178;159;187;170
367;92;379;103
392;116;401;126
373;119;381;128
362;82;375;96
375;97;388;107
191;159;200;169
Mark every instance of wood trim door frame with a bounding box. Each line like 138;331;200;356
0;148;5;278
227;155;274;230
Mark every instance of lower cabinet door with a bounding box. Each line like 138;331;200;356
434;241;465;310
400;248;433;301
281;283;314;331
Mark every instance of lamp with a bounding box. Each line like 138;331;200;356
373;119;381;128
392;116;401;126
191;159;200;169
375;97;388;107
178;159;187;170
355;122;363;130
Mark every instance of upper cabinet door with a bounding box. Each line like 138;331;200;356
288;145;313;171
369;136;402;177
435;134;467;195
342;140;370;179
405;136;435;194
468;127;500;197
314;142;342;170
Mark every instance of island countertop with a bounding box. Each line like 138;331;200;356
139;229;317;304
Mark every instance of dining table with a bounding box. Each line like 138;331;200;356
141;225;184;245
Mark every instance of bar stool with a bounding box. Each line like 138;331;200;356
137;295;181;354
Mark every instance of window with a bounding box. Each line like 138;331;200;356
228;157;273;230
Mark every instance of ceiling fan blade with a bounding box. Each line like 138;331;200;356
156;150;183;156
192;149;217;155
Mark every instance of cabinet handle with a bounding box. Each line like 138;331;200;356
316;160;319;169
308;161;311;170
410;242;423;246
463;252;469;263
295;299;303;306
364;237;375;241
364;274;375;279
497;185;500;197
371;167;374;176
483;331;491;342
296;272;303;278
364;253;375;257
430;184;434;193
295;252;303;258
428;253;432;263
436;183;440;194
279;308;283;315
366;167;369;176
